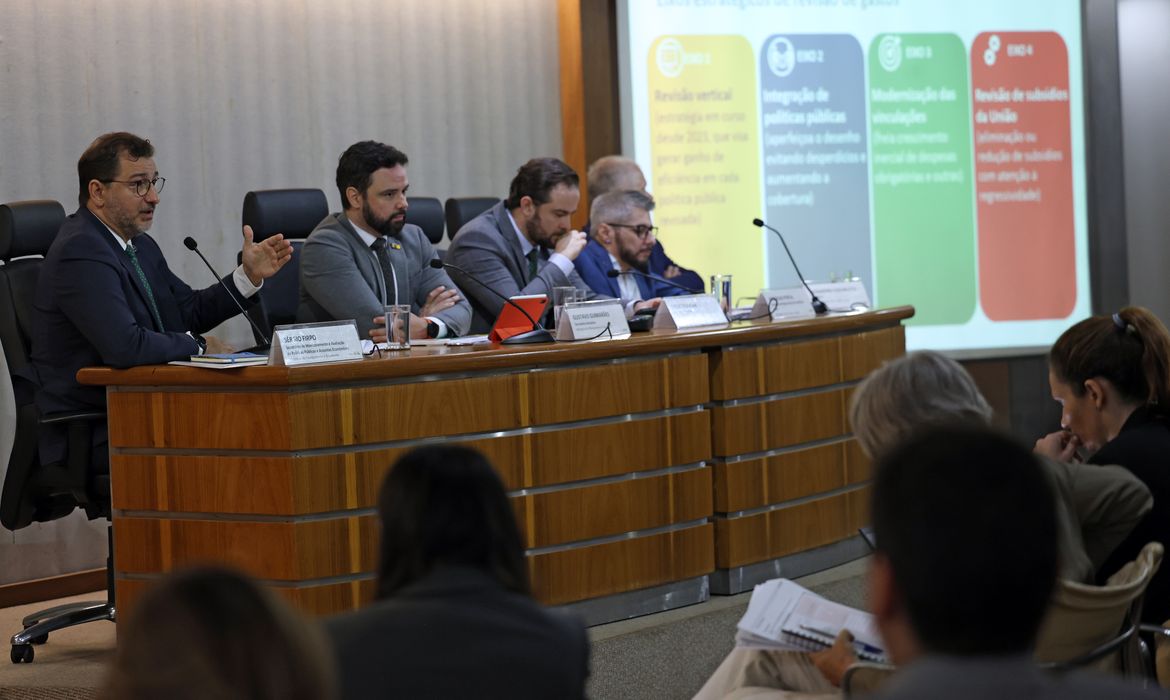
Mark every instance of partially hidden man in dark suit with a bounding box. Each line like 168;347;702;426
860;428;1157;700
326;446;588;699
574;189;688;307
297;141;470;340
24;132;292;470
445;157;604;333
585;155;704;293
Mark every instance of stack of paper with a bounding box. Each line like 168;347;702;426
735;579;887;662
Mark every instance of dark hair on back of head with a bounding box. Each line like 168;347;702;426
376;445;529;599
99;567;334;700
1049;306;1170;413
77;132;154;207
871;426;1058;656
505;157;579;209
336;141;409;210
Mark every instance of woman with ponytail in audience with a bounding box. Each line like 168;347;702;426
1036;306;1170;624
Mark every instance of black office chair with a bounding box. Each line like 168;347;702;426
240;188;328;344
0;200;113;664
444;197;500;241
406;197;445;246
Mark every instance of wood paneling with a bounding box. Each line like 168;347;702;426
0;569;105;609
710;336;842;401
115;577;379;619
556;0;589;230
844;439;872;485
714;441;850;513
712;389;848;457
714;488;869;568
514;467;712;547
840;326;905;380
528;524;714;605
113;516;378;579
528;353;708;423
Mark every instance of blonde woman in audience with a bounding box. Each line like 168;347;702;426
326;445;589;700
99;567;334;700
1036;306;1170;624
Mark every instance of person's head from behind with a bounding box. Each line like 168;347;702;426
1048;306;1170;453
336;140;411;237
586;155;647;202
591;189;657;272
869;426;1059;665
100;567;333;700
376;445;529;599
505;157;580;248
849;350;992;458
78;132;161;240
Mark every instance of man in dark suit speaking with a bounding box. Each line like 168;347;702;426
25;132;292;470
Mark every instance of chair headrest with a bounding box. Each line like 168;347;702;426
0;200;66;261
405;197;445;245
445;197;500;238
242;189;329;242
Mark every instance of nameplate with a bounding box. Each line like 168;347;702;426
751;287;818;321
808;280;871;312
269;321;364;366
556;299;631;341
653;294;729;330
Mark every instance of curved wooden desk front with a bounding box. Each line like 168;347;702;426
79;306;912;620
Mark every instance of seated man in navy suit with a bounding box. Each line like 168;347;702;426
25;131;292;471
574;190;677;312
586;155;703;293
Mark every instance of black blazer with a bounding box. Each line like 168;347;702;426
25;208;249;461
1091;407;1170;624
325;565;589;700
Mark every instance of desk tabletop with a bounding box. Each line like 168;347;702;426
77;306;914;388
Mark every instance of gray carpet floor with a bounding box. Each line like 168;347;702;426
0;559;869;699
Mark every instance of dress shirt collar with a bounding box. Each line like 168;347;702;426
94;214;132;252
506;209;535;258
345;214;381;248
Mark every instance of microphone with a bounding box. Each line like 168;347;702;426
183;236;271;352
429;259;554;345
606;268;701;294
751;218;827;315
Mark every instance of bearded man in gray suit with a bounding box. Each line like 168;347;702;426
298;141;470;340
445;157;606;333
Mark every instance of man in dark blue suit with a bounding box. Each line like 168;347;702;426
574;190;684;309
586;156;704;293
25;132;292;469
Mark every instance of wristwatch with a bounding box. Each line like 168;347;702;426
426;319;440;339
191;333;208;354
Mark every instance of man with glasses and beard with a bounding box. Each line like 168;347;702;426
298;141;470;340
574;190;680;311
24;131;293;472
445;157;604;333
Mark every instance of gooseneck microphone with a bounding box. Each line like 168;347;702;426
183;236;271;351
606;268;702;294
751;218;827;315
429;259;555;345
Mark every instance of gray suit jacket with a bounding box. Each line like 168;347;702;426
297;213;471;338
445;201;602;333
871;655;1159;699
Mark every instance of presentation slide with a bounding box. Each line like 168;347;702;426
619;0;1090;353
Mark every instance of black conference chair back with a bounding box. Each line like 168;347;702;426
445;197;500;240
406;197;445;246
240;189;328;344
0;200;106;531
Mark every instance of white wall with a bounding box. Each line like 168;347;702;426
1120;0;1170;319
0;0;562;585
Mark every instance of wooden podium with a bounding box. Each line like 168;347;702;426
79;306;911;622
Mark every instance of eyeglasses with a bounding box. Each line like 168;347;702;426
605;222;658;239
104;176;166;197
